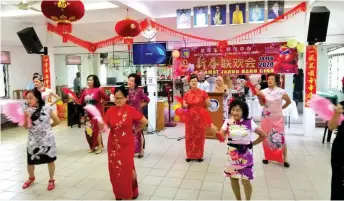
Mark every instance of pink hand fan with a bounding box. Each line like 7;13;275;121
62;88;79;102
84;104;109;133
1;101;27;126
309;95;344;125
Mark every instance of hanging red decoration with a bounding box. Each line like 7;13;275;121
115;18;141;50
41;0;85;43
47;2;307;52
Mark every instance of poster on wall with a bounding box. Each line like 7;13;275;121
210;5;226;26
229;3;246;25
249;1;265;23
66;55;81;65
193;6;209;28
0;51;10;64
304;45;317;107
42;55;51;89
268;1;285;20
176;9;191;29
178;42;298;75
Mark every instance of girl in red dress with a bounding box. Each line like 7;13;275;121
183;74;216;162
100;86;148;200
71;75;110;154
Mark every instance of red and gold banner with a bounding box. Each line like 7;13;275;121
178;42;298;75
304;45;317;107
42;55;51;89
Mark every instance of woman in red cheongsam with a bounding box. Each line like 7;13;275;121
100;86;148;200
183;74;216;162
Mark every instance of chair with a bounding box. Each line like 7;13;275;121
322;121;334;143
12;89;26;100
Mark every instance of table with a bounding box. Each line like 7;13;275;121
246;98;299;128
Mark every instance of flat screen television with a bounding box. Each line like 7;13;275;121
132;43;167;65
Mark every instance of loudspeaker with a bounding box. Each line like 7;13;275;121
17;27;43;54
307;6;330;45
100;53;108;58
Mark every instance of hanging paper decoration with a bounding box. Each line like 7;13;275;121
115;18;141;50
47;2;307;52
41;0;85;43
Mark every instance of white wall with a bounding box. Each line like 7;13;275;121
1;45;42;98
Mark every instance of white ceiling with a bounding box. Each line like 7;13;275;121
1;0;344;48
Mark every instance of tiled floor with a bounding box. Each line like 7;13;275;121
0;121;332;200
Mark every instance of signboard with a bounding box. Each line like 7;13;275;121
304;45;317;107
179;42;298;75
0;51;10;64
42;55;51;89
66;55;81;65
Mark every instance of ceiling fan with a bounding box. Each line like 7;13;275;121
14;0;41;12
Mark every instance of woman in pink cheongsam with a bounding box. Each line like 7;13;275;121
127;73;150;158
71;75;110;154
258;73;291;167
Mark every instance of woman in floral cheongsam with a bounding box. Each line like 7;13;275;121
127;73;150;158
258;73;291;167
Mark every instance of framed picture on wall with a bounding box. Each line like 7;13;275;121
229;3;246;25
210;5;227;26
249;1;265;23
268;1;285;20
177;9;191;29
193;6;209;28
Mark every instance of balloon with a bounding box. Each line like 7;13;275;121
172;103;181;111
56;100;63;106
287;39;298;48
297;43;305;53
175;108;183;116
174;115;180;122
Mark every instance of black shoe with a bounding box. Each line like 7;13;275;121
186;158;191;162
197;158;203;162
284;162;290;168
262;159;269;164
138;154;143;158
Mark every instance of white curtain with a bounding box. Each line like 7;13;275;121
328;54;344;91
100;64;107;85
67;65;79;88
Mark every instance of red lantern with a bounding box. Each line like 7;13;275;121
115;18;141;50
41;0;85;43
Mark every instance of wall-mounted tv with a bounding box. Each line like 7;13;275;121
132;43;167;65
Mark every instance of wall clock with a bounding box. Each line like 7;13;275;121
141;27;157;39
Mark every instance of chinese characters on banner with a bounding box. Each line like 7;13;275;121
42;55;51;89
178;42;298;75
304;46;317;107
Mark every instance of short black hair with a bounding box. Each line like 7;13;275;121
189;74;198;82
87;75;101;88
128;73;141;87
267;73;280;87
33;72;39;76
229;99;249;120
114;85;128;97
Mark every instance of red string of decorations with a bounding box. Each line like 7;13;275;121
47;2;307;53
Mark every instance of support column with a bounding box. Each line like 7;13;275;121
147;66;157;133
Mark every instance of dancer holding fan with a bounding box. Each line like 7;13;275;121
257;73;291;167
68;75;110;154
99;86;148;200
22;89;60;191
33;75;61;107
